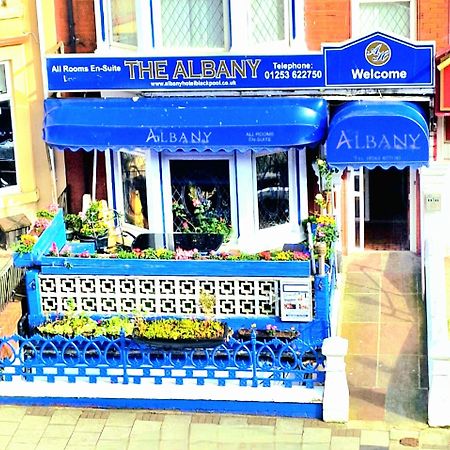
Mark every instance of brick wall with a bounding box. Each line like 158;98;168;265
304;0;351;50
417;0;449;53
304;0;449;52
54;0;96;53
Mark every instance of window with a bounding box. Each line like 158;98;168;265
120;152;148;228
248;0;289;45
159;0;226;50
256;151;290;229
353;0;414;39
0;63;17;188
170;159;231;233
109;0;138;47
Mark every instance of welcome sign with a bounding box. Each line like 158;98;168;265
46;32;434;92
323;33;434;87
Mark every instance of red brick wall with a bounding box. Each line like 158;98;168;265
54;0;96;53
304;0;351;50
304;0;449;52
417;0;449;53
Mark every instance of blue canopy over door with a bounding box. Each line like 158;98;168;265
43;96;328;152
326;101;430;169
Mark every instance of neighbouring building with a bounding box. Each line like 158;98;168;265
0;0;62;224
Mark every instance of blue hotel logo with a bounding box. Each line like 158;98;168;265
365;41;391;66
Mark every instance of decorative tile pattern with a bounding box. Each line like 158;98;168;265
39;275;279;317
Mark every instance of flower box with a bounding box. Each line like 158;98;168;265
13;252;34;268
38;256;311;277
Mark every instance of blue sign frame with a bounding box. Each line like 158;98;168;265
323;32;434;87
45;32;434;92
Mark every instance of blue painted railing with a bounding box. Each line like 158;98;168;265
0;331;325;388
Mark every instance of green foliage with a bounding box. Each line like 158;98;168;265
172;185;232;241
64;213;82;233
134;317;225;340
12;234;38;254
79;200;111;238
199;290;216;318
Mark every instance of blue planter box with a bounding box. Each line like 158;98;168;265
39;256;310;277
13;252;34;268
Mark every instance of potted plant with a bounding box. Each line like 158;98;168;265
63;213;82;241
172;185;232;252
78;200;112;252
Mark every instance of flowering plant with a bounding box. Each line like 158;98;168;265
47;244;310;262
172;186;232;241
316;158;337;192
12;204;59;254
78;200;111;238
12;234;38;254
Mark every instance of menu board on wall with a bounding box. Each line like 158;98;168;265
280;279;313;322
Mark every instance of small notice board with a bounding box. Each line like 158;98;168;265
280;278;313;322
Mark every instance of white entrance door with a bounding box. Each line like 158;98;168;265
347;167;366;252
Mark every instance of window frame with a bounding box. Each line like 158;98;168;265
161;152;237;236
252;148;299;235
245;0;291;49
105;0;140;50
110;148;150;235
351;0;417;40
0;61;18;192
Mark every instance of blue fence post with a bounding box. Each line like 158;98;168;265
250;328;258;387
120;331;129;384
25;269;44;327
314;274;330;336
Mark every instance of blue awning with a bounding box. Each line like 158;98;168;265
43;97;327;152
326;101;430;169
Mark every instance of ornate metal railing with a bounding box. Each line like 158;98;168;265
0;332;325;389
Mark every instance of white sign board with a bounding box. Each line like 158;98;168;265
280;279;313;322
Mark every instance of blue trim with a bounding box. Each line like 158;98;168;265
43;97;328;152
234;151;240;237
99;0;106;43
291;0;296;40
159;152;166;245
110;150;117;212
296;150;301;225
0;397;322;418
149;0;155;48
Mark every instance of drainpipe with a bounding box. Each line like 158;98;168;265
67;0;76;52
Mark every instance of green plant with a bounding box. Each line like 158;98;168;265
38;300;98;337
316;158;337;192
133;317;225;341
172;185;232;241
199;290;216;319
12;234;38;254
64;213;82;233
97;316;134;337
79;200;111;238
302;214;338;259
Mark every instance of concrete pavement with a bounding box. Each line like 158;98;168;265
0;405;448;450
0;251;448;449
